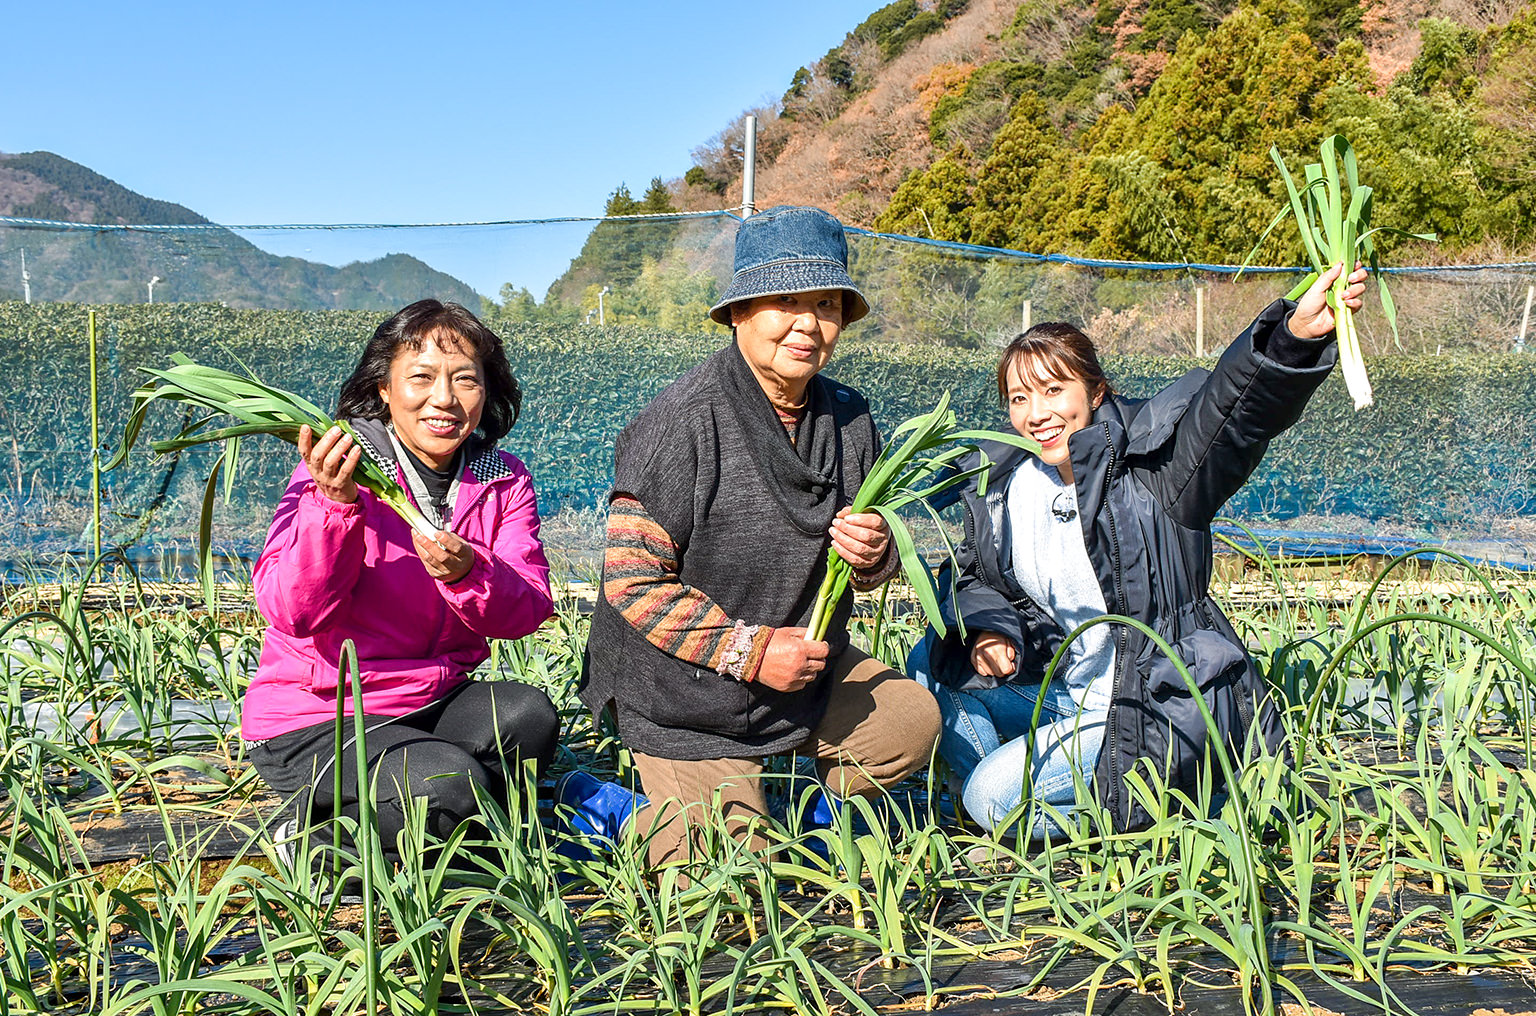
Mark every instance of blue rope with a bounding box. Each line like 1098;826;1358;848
5;210;1535;277
848;226;1294;272
847;226;1536;275
0;209;737;232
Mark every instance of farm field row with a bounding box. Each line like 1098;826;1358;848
3;550;1536;1014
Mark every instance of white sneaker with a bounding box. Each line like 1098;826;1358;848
271;818;361;906
271;818;298;870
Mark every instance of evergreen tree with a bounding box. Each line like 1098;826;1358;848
544;181;681;307
873;154;976;241
1471;5;1536;241
493;285;543;324
969;95;1061;249
1034;0;1370;262
597;251;723;332
1406;19;1479;99
640;177;676;214
605;184;641;217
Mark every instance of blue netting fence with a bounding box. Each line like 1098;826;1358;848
3;211;1535;577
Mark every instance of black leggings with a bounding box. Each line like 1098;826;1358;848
249;679;559;857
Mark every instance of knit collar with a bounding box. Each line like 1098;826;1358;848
348;417;504;482
718;341;841;538
346;417;509;530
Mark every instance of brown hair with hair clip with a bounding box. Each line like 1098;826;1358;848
995;322;1113;406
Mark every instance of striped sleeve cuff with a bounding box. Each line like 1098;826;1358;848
711;621;775;682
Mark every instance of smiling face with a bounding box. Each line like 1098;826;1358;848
377;330;486;471
731;289;844;404
1004;356;1103;484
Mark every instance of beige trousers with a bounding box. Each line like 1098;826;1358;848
630;646;940;868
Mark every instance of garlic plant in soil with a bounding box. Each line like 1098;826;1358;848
806;390;1040;641
1243;134;1437;410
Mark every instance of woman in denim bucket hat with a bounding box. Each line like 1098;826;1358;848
568;206;939;868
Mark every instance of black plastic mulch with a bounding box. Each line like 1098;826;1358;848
863;958;1536;1014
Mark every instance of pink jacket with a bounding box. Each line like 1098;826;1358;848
241;441;554;741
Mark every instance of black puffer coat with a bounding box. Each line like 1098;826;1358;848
926;300;1335;832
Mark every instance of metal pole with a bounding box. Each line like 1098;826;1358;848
598;286;609;326
89;310;102;560
1195;286;1205;357
1021;299;1032;334
1519;283;1534;350
741;114;757;217
20;248;30;304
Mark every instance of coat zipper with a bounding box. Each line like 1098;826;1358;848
1099;421;1131;828
962;495;983;585
963;487;1003;593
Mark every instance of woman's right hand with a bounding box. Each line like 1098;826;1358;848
1289;261;1369;339
298;424;362;505
755;627;829;693
970;630;1017;679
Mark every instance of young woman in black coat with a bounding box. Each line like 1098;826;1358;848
908;262;1369;835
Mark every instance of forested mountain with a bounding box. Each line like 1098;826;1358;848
530;0;1536;332
0;151;482;309
705;0;1535;260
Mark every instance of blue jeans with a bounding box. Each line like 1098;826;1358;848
908;636;1106;837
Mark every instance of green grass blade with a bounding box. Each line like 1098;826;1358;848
946;429;1043;455
198;453;224;614
1321;136;1346;260
1237;197;1303;279
222;435;241;505
1271;147;1326;274
870;507;947;637
1284;271;1317;301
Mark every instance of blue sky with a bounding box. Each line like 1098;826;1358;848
3;0;880;298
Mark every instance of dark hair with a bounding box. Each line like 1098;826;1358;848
336;300;521;442
995;321;1113;406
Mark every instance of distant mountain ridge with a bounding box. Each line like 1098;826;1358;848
1;151;210;226
0;150;482;310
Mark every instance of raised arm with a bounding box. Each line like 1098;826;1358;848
1151;263;1367;528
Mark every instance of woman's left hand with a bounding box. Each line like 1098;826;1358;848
830;508;890;570
1289;261;1370;339
413;529;475;583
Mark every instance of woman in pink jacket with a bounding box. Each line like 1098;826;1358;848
243;299;557;860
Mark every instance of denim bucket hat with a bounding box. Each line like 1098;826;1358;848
708;205;871;326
